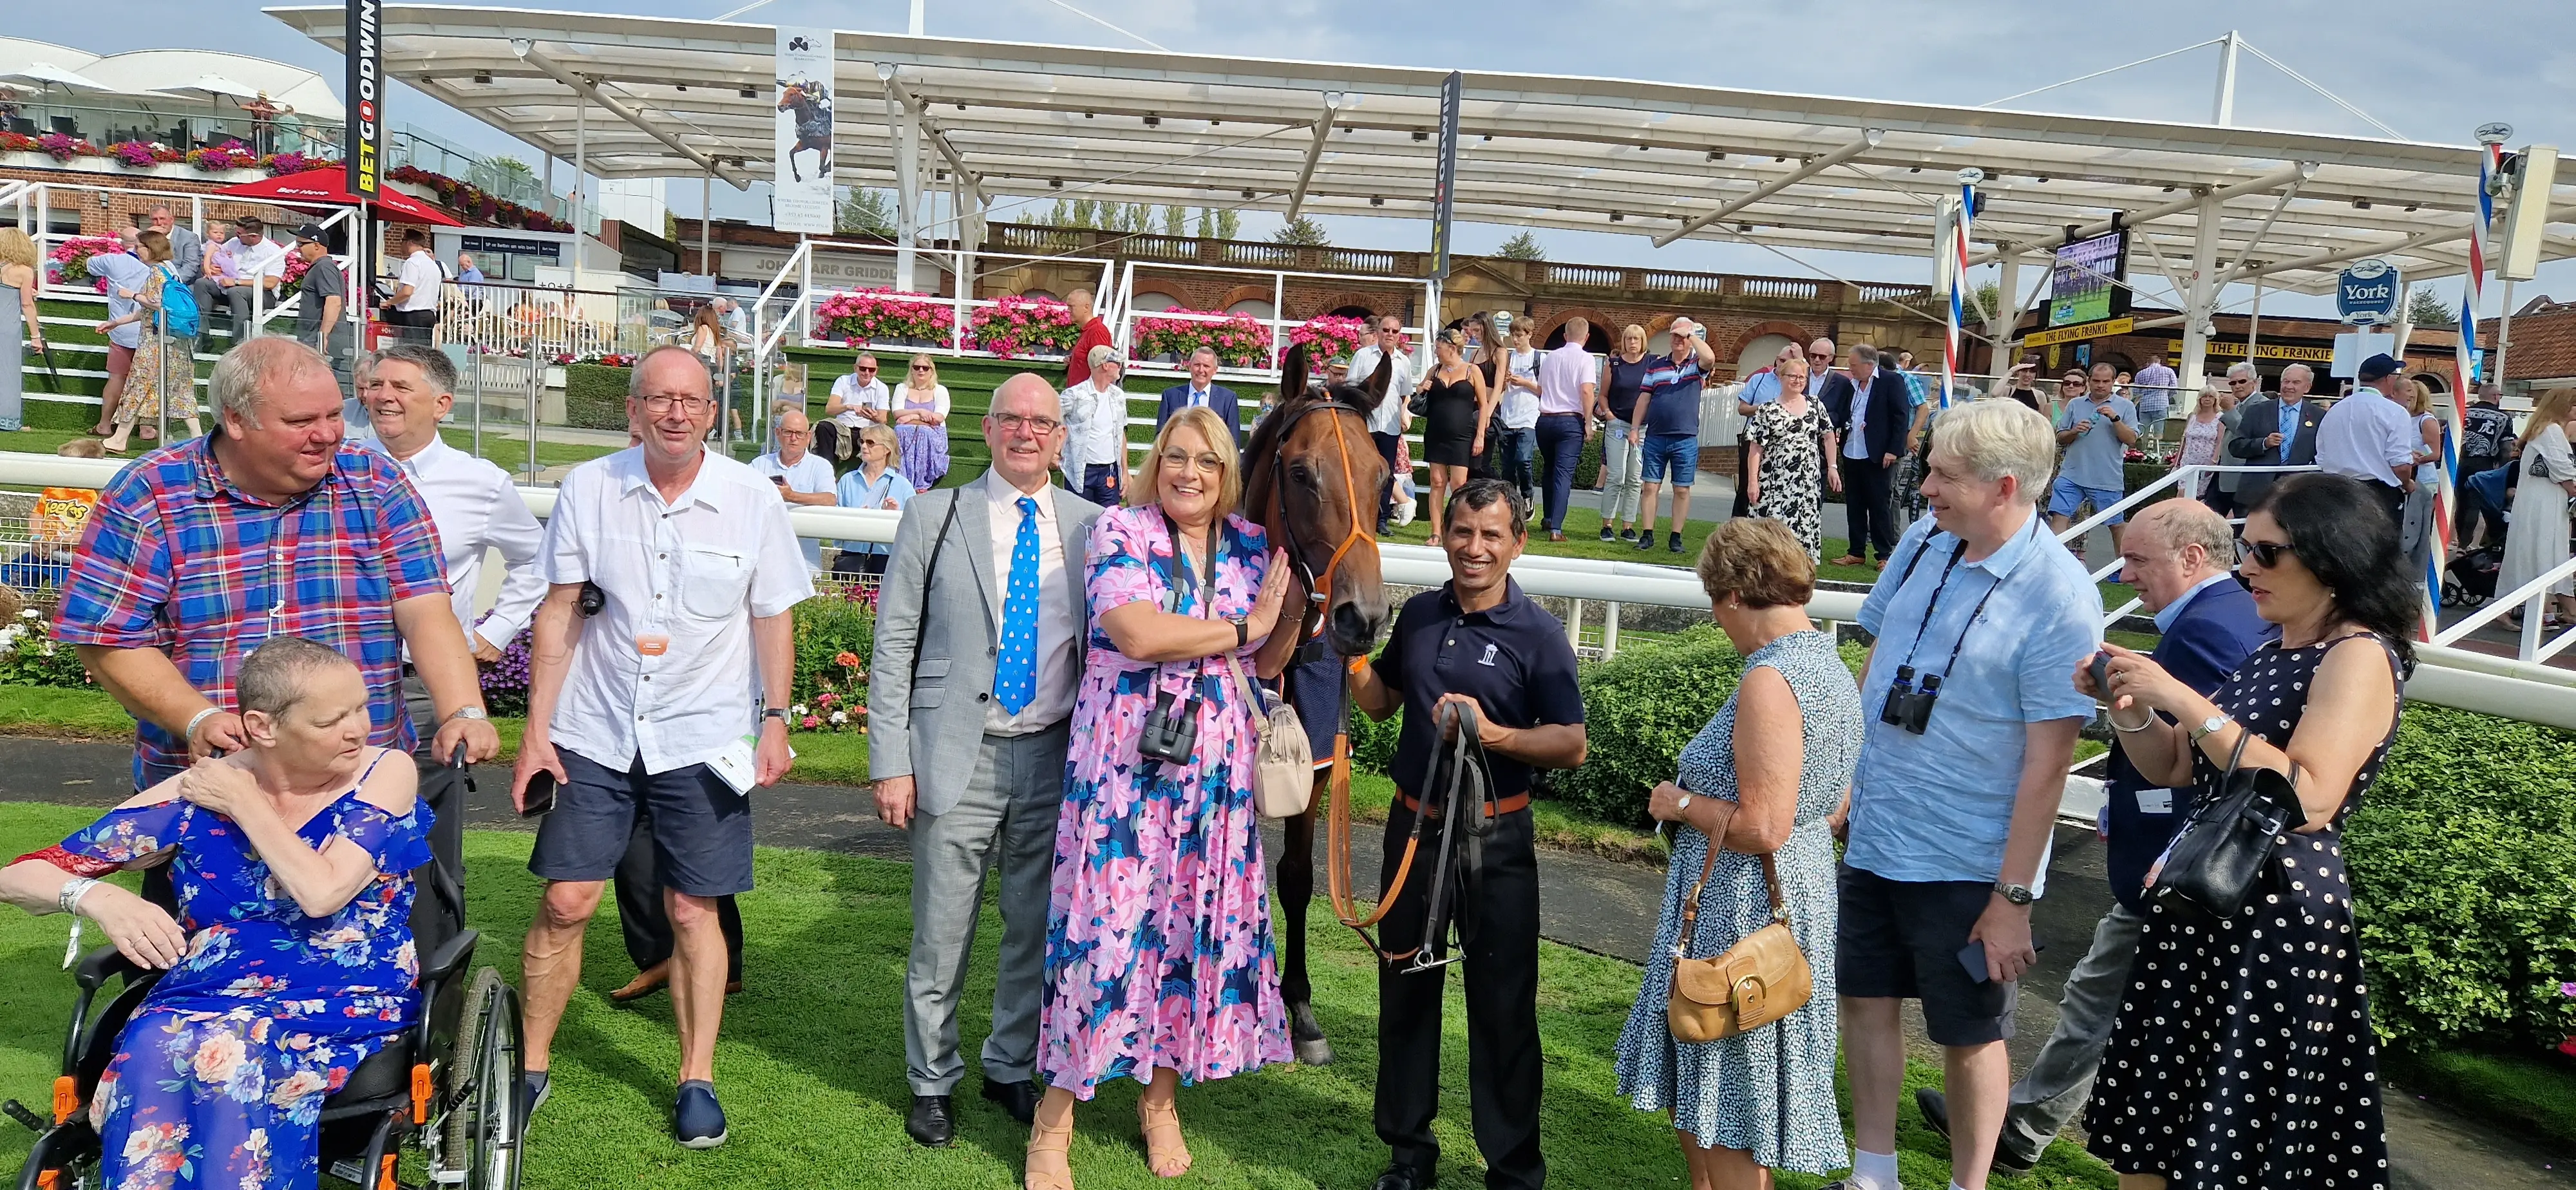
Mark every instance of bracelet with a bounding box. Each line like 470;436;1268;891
57;876;99;916
2108;708;2157;733
183;706;221;744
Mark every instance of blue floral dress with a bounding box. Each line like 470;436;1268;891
1613;631;1859;1173
54;751;432;1190
1035;504;1291;1099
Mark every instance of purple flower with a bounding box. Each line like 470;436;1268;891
2562;981;2576;997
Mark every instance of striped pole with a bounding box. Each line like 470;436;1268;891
2424;135;2506;639
1945;169;1982;408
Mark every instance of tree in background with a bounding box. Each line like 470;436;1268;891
2407;284;2459;329
1272;216;1331;247
1162;205;1189;236
1198;208;1240;240
1496;231;1547;261
837;188;896;236
466;155;541;207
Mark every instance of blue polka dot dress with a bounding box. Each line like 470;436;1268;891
2085;635;2398;1189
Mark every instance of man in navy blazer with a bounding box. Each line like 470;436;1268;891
1918;498;2275;1172
1819;343;1915;567
1155;346;1243;442
2225;362;2324;507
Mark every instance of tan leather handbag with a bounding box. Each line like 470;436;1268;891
1223;652;1314;820
1666;842;1812;1044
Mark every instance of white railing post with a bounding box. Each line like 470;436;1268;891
1602;600;1621;659
1566;598;1585;652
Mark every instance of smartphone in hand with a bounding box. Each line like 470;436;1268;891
519;768;558;818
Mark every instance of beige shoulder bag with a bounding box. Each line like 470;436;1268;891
1222;652;1314;819
1666;836;1813;1044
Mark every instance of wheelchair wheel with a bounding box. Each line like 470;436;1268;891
440;967;523;1190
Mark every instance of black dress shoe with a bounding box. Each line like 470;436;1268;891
1915;1086;2038;1173
1372;1163;1436;1190
980;1077;1038;1126
905;1094;955;1148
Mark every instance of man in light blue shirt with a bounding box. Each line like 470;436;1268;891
1835;397;2099;1190
2047;361;2139;559
87;229;153;436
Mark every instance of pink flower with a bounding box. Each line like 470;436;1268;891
800;715;822;730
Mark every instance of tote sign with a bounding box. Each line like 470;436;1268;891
2336;260;2401;325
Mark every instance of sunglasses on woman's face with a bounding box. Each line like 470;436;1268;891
2238;537;2295;568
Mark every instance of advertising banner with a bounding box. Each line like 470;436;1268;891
1429;71;1460;280
345;0;381;198
772;26;836;235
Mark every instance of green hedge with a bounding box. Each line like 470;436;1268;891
564;363;630;431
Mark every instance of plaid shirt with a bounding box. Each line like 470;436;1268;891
53;435;450;790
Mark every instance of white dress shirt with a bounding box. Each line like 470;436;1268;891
828;375;889;430
541;448;817;774
231;236;288;285
981;469;1079;735
2314;387;2420;487
383;435;547;653
1059;379;1130;470
749;448;839;569
1347;343;1416;436
1497;348;1542;430
395;250;442;312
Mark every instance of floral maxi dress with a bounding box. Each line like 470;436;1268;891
50;755;431;1190
1746;400;1830;562
1036;505;1291;1098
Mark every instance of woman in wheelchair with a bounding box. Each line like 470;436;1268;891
1;636;430;1190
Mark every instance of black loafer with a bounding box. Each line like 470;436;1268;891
905;1094;954;1148
1372;1163;1437;1190
1915;1086;2038;1173
980;1077;1038;1126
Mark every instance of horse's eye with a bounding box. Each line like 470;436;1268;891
1289;463;1316;486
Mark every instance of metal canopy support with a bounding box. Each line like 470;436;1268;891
1966;161;2315;269
2178;193;2224;393
701;169;713;274
1988;250;2021;368
882;75;988;211
882;64;921;292
571;92;586;296
2213;31;2240;126
509;40;755;189
1285;96;1343;223
1652;128;1884;249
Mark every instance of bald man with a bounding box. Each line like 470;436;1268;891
750;409;840;572
1918;498;2274;1172
1063;287;1115;391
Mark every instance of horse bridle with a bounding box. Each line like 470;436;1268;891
1262;395;1378;648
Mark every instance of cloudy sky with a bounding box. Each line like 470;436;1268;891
21;0;2573;317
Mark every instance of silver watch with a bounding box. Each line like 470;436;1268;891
1993;882;2036;906
2190;713;2231;742
446;706;489;723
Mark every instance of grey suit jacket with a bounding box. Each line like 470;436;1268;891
166;225;204;287
867;477;1103;817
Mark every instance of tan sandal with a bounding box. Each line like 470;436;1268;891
1025;1111;1075;1190
1137;1097;1191;1178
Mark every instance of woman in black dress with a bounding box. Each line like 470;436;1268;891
2078;473;2410;1190
1412;328;1492;538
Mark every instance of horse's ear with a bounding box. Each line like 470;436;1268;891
1365;347;1395;402
1280;342;1309;405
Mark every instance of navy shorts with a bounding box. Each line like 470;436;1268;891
1835;862;2016;1046
529;750;754;898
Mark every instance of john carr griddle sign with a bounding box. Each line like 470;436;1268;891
345;0;381;198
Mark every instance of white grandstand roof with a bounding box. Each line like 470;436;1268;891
0;39;342;121
265;5;2575;296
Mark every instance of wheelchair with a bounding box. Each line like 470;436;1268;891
8;753;527;1190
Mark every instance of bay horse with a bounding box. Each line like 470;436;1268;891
776;80;834;181
1241;341;1395;1064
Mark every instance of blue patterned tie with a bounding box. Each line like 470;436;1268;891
994;496;1042;714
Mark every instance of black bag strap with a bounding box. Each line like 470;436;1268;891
906;492;962;686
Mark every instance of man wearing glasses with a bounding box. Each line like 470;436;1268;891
1349;315;1418;533
871;375;1101;1146
820;352;890;461
511;346;815;1148
2208;363;2263;517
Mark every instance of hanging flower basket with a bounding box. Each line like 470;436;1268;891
965;294;1079;359
1135;307;1273;368
815;288;956;346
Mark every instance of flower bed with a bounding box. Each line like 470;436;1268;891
964;294;1077;359
815;288;956;346
386;164;567;232
1288;314;1367;363
1;131;336;177
1135;307;1272;368
45;236;126;294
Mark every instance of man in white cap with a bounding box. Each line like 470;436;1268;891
1057;344;1130;506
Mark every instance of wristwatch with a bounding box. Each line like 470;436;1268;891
1993;882;2037;906
1229;616;1248;648
2190;713;2233;743
762;708;791;724
445;706;488;723
1674;793;1694;816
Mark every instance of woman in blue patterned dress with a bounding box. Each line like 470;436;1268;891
1027;406;1293;1189
0;637;430;1190
1615;518;1862;1188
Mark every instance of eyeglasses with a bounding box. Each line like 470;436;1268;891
853;365;878;373
1806;352;1832;362
911;363;933;371
1159;449;1226;474
640;395;713;415
2238;538;2295;568
992;413;1063;435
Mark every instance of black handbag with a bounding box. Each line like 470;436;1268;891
2147;728;2305;925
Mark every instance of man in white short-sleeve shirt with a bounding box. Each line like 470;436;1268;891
511;346;815;1149
1347;314;1417;533
820;353;889;460
384;228;442;343
748;409;838;571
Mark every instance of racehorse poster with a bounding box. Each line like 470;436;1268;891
772;25;836;234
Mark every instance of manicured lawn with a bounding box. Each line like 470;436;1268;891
0;802;2112;1189
2383;1046;2576;1150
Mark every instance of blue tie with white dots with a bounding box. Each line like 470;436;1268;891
994;496;1042;714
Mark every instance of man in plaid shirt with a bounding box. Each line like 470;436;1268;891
55;338;500;792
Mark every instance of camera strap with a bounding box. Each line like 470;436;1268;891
1155;510;1224;691
1889;540;1968;675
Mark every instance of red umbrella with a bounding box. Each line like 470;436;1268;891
211;172;465;227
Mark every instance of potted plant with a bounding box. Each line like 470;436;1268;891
1289;314;1367;362
814;288;956;347
966;294;1079;359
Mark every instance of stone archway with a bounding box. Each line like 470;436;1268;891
1726;319;1814;366
1539;307;1616;352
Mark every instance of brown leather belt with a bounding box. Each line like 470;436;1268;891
1398;790;1530;818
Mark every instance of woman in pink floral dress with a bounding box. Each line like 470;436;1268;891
1028;406;1293;1189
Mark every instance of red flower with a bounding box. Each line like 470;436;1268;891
800;715;822;730
835;650;862;668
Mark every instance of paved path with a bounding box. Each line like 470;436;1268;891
3;737;2564;1187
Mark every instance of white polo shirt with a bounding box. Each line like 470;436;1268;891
1059;378;1130;470
395;249;442;312
749;448;838;570
828;374;889;431
2313;386;2420;488
540;447;817;773
378;435;548;653
1347;343;1416;437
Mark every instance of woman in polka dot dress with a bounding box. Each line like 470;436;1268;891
2076;474;2413;1190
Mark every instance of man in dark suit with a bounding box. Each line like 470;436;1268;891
1155;346;1242;442
1820;343;1913;567
1917;499;2275;1172
2226;361;2323;507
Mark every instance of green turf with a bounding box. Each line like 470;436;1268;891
0;802;2112;1188
2383;1046;2576;1151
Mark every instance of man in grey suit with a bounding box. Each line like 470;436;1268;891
2208;363;2258;516
2226;361;2323;507
869;372;1102;1148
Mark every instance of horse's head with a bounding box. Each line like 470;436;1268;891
1247;343;1394;668
776;83;802;110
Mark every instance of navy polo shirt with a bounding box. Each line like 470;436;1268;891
1372;577;1586;804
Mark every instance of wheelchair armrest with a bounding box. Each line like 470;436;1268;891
74;945;144;993
419;929;478;990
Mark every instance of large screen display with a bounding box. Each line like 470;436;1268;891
2047;229;2130;328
